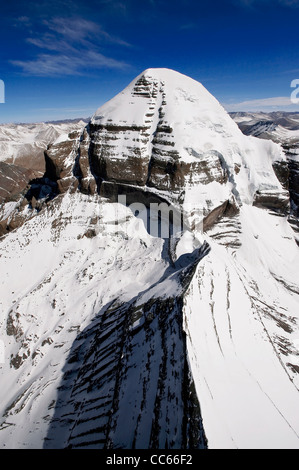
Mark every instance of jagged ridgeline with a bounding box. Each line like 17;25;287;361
0;69;299;449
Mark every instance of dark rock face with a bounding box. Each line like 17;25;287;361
253;189;290;214
87;123;151;187
237;119;277;138
288;159;299;211
203;198;239;232
2;76;299;450
36;73;231;236
231;111;299;222
0;162;43;236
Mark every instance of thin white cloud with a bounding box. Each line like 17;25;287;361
224;96;298;111
12;16;131;76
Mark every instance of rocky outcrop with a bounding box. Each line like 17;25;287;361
272;160;289;190
253;188;290;214
0;120;88;173
0;121;88;236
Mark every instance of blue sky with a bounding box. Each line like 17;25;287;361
0;0;299;123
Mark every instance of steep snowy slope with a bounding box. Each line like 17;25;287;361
0;69;298;449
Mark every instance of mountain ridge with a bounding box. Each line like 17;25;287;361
0;69;299;449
